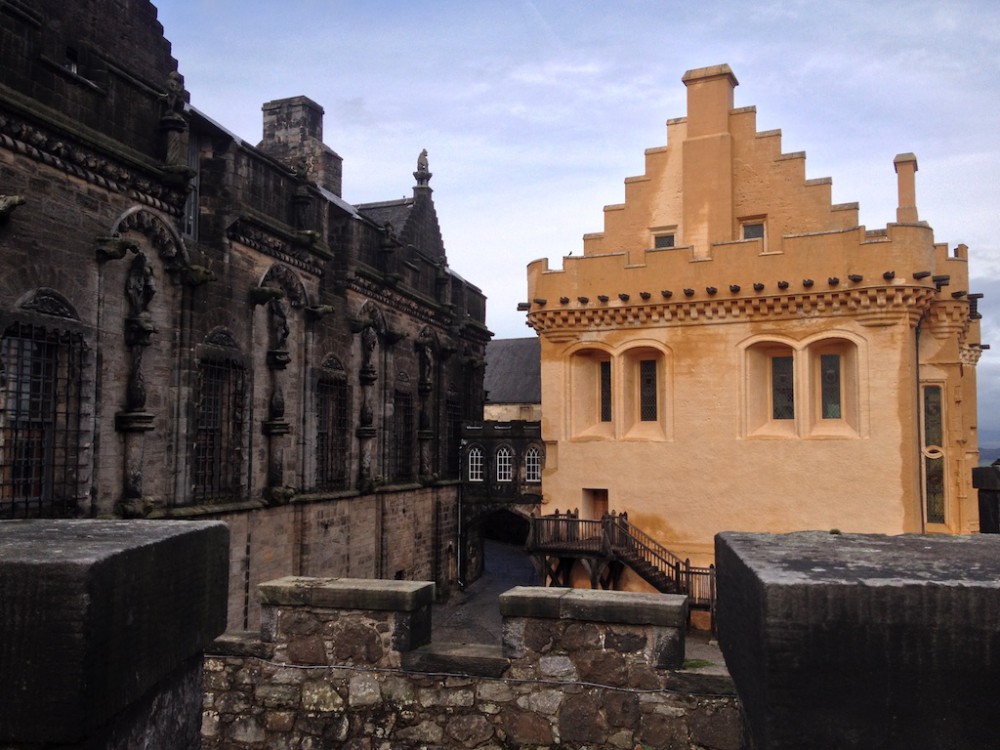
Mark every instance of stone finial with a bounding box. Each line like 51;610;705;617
414;148;431;186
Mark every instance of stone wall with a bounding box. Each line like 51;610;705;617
0;520;228;749
716;531;1000;750
203;578;741;749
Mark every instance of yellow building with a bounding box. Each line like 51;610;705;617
526;64;983;569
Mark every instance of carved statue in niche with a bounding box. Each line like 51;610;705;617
268;297;289;350
123;252;158;411
360;324;379;382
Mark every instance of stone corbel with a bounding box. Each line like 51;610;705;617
0;194;26;225
181;264;215;287
249;286;284;306
95;235;140;262
305;305;335;320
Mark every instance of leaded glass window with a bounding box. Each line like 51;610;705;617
639;359;657;421
923;385;945;524
599;360;612;422
820;354;841;419
771;356;794;420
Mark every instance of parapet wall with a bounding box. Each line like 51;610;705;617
203;578;741;749
0;520;229;749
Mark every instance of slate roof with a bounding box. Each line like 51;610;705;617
356;198;413;234
484;337;541;404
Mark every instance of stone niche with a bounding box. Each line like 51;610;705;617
0;520;229;749
716;531;1000;750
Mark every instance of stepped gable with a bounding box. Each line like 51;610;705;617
357;149;447;263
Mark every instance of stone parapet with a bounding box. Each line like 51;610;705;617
716;531;1000;750
203;580;740;749
0;519;229;748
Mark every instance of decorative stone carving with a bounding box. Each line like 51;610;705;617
0;194;25;224
19;288;80;320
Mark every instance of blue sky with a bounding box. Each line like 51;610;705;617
156;0;1000;442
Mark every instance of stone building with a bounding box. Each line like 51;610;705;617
483;337;541;421
0;0;489;628
526;64;983;573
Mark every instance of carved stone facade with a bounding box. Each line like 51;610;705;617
527;64;983;573
0;0;489;628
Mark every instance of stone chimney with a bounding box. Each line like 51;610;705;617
260;96;343;196
681;64;739;258
893;152;919;224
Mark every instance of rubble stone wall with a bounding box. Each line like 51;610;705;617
203;579;742;749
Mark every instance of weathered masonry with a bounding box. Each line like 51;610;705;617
0;0;489;629
203;578;741;749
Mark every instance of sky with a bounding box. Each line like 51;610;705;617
155;0;1000;442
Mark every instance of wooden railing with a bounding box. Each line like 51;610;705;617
527;509;717;611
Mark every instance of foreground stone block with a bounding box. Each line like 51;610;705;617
716;531;1000;750
0;519;229;747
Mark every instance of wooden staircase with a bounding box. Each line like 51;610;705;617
526;510;716;614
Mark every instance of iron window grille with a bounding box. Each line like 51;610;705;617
193;357;247;502
0;323;85;517
316;373;350;490
392;390;414;482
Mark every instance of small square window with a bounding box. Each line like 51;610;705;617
742;222;765;241
654;234;675;249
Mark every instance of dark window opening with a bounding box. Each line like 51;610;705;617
654;234;675;249
392;391;414;482
743;222;765;241
193;358;246;502
0;323;85;517
316;376;350;490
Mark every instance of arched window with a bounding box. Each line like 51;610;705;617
525;447;542;483
496;446;513;483
468;447;483;482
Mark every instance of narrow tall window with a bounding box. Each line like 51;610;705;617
193;358;246;502
599;360;612;422
525;447;542;483
468;447;483;482
392;390;414;482
820;354;841;419
496;446;513;483
639;359;657;421
316;366;350;490
771;355;794;420
922;385;945;524
0;324;85;517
